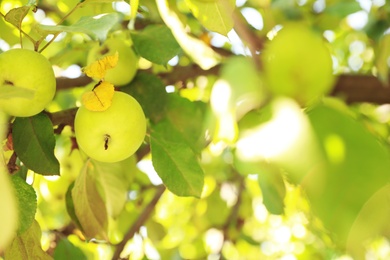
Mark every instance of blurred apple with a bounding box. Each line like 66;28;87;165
0;49;56;117
87;38;138;86
74;91;146;163
262;23;334;105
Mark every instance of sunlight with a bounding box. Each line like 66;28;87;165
324;134;346;164
236;99;304;160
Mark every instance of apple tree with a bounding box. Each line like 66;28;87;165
1;0;390;259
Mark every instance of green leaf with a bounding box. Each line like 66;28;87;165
166;94;207;154
0;85;35;100
151;120;204;197
375;34;390;84
91;157;137;218
53;238;87;260
10;175;37;235
123;72;168;123
305;104;390;243
5;6;31;28
325;1;361;17
0;144;18;249
38;13;121;42
65;182;83;231
185;0;235;35
131;24;181;65
4;220;52;260
12;113;60;175
72;160;108;239
257;164;285;215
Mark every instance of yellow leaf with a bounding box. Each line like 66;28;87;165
83;52;119;79
81;81;115;111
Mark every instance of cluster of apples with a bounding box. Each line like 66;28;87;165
0;38;146;163
74;38;146;163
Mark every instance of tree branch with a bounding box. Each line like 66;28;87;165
51;70;390;131
111;185;166;260
56;75;92;90
331;74;390;104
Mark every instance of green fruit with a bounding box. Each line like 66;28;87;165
0;49;56;117
87;38;138;86
262;23;334;105
74;91;146;163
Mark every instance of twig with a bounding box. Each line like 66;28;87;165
0;11;36;47
111;185;166;260
46;107;78;127
38;2;83;53
221;176;245;240
232;10;264;70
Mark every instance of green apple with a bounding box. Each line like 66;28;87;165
0;49;56;117
74;91;146;163
262;23;334;105
87;38;138;86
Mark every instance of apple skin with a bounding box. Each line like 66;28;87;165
0;49;56;117
74;91;146;163
87;38;138;86
262;23;334;105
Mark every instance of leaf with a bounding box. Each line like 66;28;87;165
325;1;362;17
65;182;83;231
375;34;390;84
156;0;221;70
0;85;35;100
257;164;286;215
0;139;18;249
5;6;31;28
91;157;136;217
304;104;390;244
38;13;121;42
123;71;168;123
131;25;181;65
165;94;207;154
12;113;60;175
72;161;108;239
82;52;119;79
53;238;87;260
10;175;37;235
185;0;235;36
4;220;52;260
81;81;115;111
129;0;139;20
151;120;204;197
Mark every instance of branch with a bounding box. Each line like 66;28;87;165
56;75;92;90
331;74;390;104
111;185;166;260
221;176;245;242
46;107;77;127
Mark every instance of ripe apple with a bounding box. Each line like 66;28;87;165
0;49;56;117
262;23;334;105
74;91;146;163
87;38;138;86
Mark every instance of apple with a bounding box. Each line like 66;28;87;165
87;38;138;86
0;49;56;117
262;23;334;105
74;91;146;163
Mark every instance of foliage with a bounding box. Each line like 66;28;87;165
1;0;390;259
